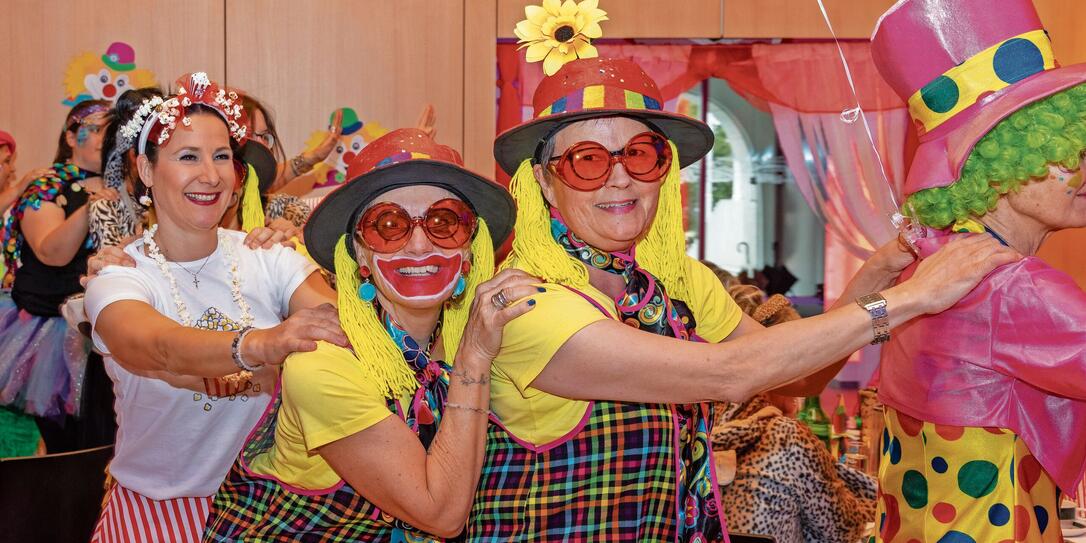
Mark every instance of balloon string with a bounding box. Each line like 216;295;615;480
815;0;897;209
815;0;924;251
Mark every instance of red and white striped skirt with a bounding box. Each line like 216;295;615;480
90;484;212;543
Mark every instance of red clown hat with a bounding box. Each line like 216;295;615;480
493;57;713;175
305;128;515;271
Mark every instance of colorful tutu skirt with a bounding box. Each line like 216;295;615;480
0;295;90;418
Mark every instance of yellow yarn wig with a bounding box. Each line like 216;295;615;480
332;218;494;399
503;140;695;308
240;163;266;232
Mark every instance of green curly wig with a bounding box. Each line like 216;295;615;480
906;83;1086;229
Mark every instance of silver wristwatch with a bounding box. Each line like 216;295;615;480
855;293;890;344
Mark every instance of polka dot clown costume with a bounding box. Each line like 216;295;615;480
869;1;1086;541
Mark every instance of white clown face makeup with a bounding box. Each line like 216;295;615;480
354;185;472;311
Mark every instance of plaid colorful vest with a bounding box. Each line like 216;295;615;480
203;382;445;542
463;287;729;542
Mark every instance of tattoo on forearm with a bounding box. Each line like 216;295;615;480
451;369;490;386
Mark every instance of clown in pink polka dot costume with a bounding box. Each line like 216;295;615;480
869;0;1086;541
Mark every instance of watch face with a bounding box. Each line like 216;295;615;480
857;293;881;308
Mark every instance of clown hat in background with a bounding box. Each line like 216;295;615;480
871;0;1086;195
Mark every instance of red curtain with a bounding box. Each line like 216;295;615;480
497;42;904;128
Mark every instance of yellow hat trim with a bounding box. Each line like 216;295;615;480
908;29;1055;134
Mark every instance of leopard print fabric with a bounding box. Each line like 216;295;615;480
264;194;311;227
712;395;877;543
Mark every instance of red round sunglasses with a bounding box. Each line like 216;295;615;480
547;131;673;191
357;198;477;253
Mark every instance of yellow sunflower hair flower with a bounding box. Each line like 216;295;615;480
515;0;608;76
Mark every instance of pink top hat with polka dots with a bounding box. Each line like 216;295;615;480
871;0;1086;196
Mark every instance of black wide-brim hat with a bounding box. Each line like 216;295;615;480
304;128;516;272
238;140;278;199
493;57;714;175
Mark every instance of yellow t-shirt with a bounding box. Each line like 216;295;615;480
249;341;411;490
490;256;743;445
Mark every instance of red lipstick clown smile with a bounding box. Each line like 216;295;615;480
374;253;462;300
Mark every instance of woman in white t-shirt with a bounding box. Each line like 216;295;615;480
83;73;345;542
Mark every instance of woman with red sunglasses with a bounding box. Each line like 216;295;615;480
204;128;536;541
82;73;347;541
465;55;1021;542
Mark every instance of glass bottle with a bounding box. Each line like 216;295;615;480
798;396;831;449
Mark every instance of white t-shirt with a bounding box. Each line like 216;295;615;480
84;229;318;499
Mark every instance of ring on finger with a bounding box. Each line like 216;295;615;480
492;289;511;309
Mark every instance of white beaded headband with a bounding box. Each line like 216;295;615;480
135;72;248;155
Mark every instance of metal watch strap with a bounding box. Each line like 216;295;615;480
855;293;890;345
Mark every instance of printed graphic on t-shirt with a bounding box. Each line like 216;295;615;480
192;307;260;412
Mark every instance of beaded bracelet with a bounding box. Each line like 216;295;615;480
445;402;488;415
231;326;260;372
289;155;315;177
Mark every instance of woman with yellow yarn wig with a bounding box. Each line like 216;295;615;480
467;52;1019;541
870;0;1086;541
204;128;536;541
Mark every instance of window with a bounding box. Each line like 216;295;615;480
676;78;824;297
678;80;761;274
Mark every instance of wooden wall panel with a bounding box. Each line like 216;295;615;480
1036;0;1086;64
464;0;498;174
1038;229;1086;289
1018;0;1086;287
723;0;896;39
0;0;225;172
497;0;722;39
225;0;465;163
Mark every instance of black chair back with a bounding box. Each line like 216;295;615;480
0;445;112;543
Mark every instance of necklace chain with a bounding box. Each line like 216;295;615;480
174;254;213;288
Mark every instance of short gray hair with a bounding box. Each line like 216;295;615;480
536;132;559;168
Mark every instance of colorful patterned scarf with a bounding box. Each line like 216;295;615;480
377;304;449;448
2;163;91;287
550;210;697;338
550;210;724;542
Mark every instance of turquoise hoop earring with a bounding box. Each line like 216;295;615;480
357;282;377;303
452;259;471;299
358;266;377;303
